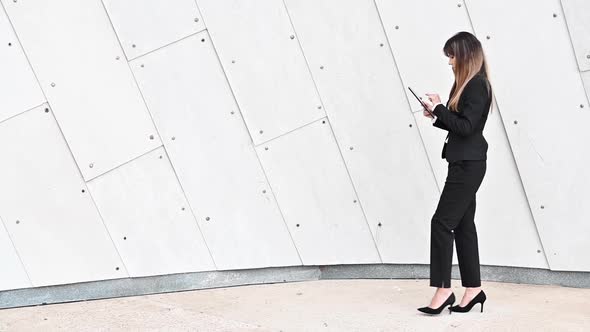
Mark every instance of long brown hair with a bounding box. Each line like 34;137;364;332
443;31;493;113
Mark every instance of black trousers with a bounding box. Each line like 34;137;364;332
430;160;486;288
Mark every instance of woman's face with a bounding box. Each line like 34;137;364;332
448;55;456;72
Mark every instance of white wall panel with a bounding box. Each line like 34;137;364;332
375;0;470;188
2;0;161;181
130;32;301;270
377;0;547;268
0;217;31;291
102;0;205;60
413;107;549;269
87;147;215;278
582;70;590;100
196;0;325;145
467;0;590;271
375;0;469;115
0;5;44;122
283;0;439;263
561;0;590;71
0;105;127;287
256;119;381;265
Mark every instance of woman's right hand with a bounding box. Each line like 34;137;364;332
421;96;434;118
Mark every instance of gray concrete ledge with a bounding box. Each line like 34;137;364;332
1;264;589;310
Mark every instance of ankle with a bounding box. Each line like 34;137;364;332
464;287;481;293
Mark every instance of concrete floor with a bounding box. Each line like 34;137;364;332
0;279;588;331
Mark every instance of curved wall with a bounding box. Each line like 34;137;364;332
1;0;589;306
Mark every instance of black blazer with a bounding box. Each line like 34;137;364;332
432;73;492;162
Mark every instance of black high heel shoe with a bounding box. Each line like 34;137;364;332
449;290;486;313
417;292;455;315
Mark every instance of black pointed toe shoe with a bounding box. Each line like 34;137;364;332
449;290;486;313
417;292;455;315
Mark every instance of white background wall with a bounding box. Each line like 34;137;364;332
0;0;588;292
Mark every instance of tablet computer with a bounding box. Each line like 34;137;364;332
408;86;435;117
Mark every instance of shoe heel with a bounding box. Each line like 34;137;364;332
480;294;486;313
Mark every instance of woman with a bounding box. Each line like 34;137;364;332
417;31;493;315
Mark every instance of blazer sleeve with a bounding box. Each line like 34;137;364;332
432;78;488;137
432;116;449;131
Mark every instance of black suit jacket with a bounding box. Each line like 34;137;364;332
432;73;492;162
